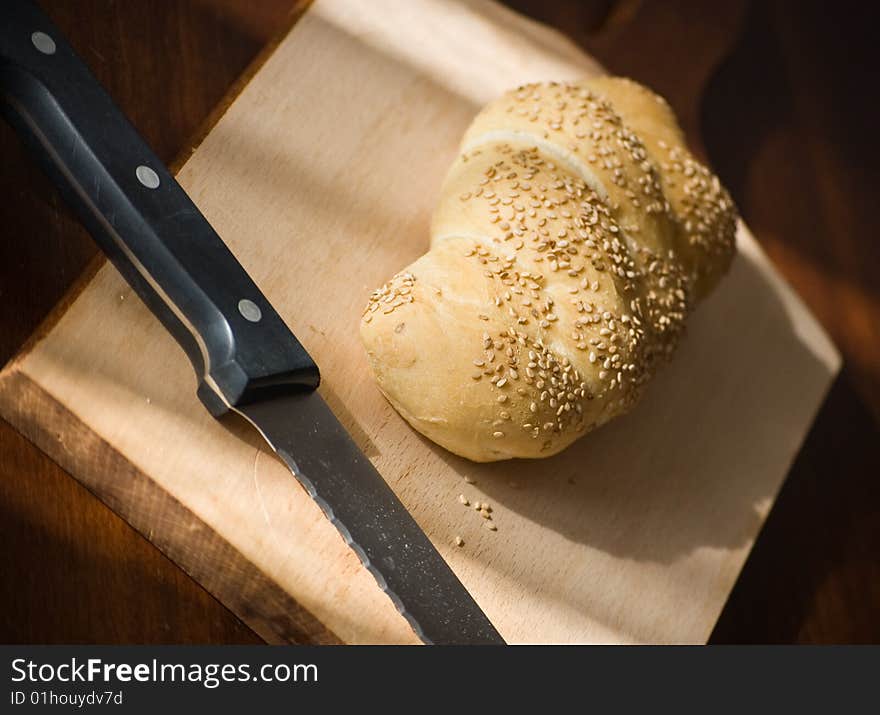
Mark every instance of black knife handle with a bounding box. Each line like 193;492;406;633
0;0;320;415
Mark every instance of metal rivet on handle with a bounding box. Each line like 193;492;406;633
238;299;262;323
135;165;160;189
31;31;56;55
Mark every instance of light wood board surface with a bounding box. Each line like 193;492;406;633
0;0;840;643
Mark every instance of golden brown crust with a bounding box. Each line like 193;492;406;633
360;78;737;462
584;77;737;298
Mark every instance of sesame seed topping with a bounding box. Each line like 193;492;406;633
364;80;735;459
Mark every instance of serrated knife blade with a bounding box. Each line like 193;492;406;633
0;0;504;644
240;392;503;643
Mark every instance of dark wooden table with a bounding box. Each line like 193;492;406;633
1;0;878;643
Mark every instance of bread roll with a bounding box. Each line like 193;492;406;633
360;77;737;462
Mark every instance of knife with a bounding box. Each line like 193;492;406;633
0;0;504;645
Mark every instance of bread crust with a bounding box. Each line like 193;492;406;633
360;78;736;462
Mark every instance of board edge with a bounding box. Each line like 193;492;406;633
0;367;344;645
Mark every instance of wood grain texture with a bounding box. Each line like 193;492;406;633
0;371;340;645
0;0;296;645
0;418;258;644
0;0;839;644
511;0;880;646
2;0;878;644
700;0;880;642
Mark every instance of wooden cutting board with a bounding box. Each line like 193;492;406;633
0;0;840;644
